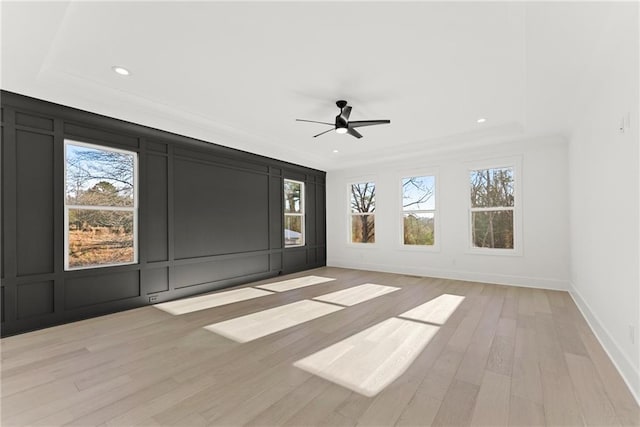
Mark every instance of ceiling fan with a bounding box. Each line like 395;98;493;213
296;100;390;139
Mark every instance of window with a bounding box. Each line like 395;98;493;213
284;179;304;247
469;166;515;250
350;182;375;243
64;140;138;270
402;175;436;246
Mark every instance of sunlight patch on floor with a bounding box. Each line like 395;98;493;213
203;299;343;343
313;283;400;307
153;287;273;315
294;317;439;397
399;294;465;325
255;275;336;292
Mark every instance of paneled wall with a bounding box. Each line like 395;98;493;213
0;91;326;336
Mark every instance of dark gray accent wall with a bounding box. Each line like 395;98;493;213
0;91;326;336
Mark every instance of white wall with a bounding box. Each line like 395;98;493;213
327;136;570;290
568;3;640;401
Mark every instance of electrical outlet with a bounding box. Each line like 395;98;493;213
149;295;158;303
629;325;635;344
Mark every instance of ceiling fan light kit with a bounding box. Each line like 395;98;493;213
296;100;390;139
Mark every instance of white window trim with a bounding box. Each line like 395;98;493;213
347;179;377;246
399;171;440;252
64;139;139;271
466;157;522;256
284;179;305;248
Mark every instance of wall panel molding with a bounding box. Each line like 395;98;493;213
1;90;326;336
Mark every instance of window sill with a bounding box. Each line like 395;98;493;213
398;244;440;253
466;247;523;257
346;242;378;249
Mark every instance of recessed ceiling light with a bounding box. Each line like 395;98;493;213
477;118;487;123
332;149;339;153
112;66;130;76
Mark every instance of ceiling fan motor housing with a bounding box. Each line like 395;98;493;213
335;100;349;129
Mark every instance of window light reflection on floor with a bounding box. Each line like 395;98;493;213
203;283;401;343
398;293;466;325
153;275;336;315
203;299;343;343
255;275;336;292
294;318;439;397
153;287;274;315
293;294;465;397
313;283;400;307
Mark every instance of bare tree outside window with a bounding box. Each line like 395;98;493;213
350;182;375;243
402;176;435;246
65;141;137;269
470;167;514;249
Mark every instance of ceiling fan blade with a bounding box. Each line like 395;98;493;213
340;106;352;121
313;128;336;138
296;119;334;126
348;120;391;128
347;128;363;139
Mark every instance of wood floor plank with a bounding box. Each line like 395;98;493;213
508;394;547;426
207;367;313;426
555;317;589;356
431;379;480;427
153;287;274;315
203;299;343;343
565;352;620;426
532;289;553;314
500;295;519;320
282;384;352;427
244;376;331;426
334;392;372;424
1;267;637;427
578;329;640;426
413;347;465;402
536;313;568;375
540;370;585;426
469;370;511;427
313;283;400;307
511;356;544;404
2;375;132;426
513;324;538;360
36;378;179;426
517;287;536;316
454;295;503;386
349;316;457;426
496;316;517;337
255;275;336;292
395;394;441;427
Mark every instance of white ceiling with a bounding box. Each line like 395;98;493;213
1;1;635;171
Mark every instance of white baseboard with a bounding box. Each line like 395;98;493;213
569;283;640;405
326;259;569;290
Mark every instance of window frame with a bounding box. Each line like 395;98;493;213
63;139;139;271
466;157;522;256
348;179;377;245
399;171;440;251
284;178;305;248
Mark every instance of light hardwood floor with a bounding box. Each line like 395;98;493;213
1;267;638;426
